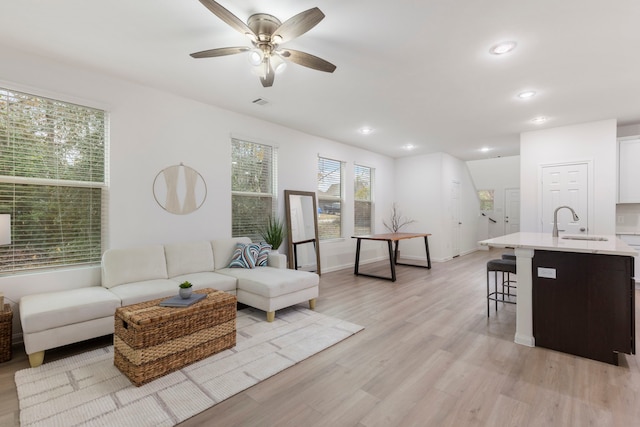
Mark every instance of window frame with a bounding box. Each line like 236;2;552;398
478;189;495;211
317;156;344;240
354;163;374;235
231;137;278;241
0;86;108;274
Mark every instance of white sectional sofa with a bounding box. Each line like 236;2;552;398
19;237;319;367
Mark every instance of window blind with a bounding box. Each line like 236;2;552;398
0;87;107;273
231;138;277;241
354;164;373;235
317;157;343;239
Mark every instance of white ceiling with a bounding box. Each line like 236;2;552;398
3;0;640;160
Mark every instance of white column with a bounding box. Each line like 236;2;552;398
514;247;535;347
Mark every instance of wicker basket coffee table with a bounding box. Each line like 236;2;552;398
114;288;236;386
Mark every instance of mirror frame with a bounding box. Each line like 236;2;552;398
284;190;321;275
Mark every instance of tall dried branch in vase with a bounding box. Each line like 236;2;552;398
383;203;416;233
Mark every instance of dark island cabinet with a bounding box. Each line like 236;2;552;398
532;250;635;365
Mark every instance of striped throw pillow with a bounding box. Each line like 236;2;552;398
256;242;272;267
228;243;261;268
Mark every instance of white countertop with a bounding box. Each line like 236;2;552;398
479;232;637;256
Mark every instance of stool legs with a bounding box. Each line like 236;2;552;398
487;269;516;317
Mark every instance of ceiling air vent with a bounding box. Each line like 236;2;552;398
252;98;269;106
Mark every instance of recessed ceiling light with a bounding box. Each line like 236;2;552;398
517;90;536;100
489;41;517;55
531;116;548;124
359;127;374;135
402;143;415;151
480;147;491;153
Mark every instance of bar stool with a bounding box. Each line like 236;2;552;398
487;258;517;316
501;252;516;261
501;253;517;291
500;252;517;295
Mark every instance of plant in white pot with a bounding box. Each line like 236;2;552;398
178;281;193;299
259;215;285;252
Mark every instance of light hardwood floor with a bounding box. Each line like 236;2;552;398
2;248;640;426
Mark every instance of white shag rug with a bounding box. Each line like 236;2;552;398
15;307;363;427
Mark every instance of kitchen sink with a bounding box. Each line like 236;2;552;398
561;235;608;241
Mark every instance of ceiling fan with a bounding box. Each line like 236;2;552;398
190;0;336;87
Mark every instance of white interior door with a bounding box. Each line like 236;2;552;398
541;163;589;234
504;188;520;234
451;181;460;257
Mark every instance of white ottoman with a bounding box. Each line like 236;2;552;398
20;287;121;367
217;266;319;321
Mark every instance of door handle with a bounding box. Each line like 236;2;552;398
580;227;586;232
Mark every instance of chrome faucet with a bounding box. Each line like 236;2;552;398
552;205;580;237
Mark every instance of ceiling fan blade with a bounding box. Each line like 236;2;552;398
260;60;275;87
272;7;325;43
198;0;256;40
190;46;250;58
280;49;336;73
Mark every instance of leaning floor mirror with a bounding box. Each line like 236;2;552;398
284;190;321;275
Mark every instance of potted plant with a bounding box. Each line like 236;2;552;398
178;281;193;299
259;215;285;251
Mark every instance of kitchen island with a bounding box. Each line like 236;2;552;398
479;232;637;365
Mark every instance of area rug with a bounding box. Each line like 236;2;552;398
15;307;363;427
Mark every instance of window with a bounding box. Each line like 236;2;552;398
0;87;107;273
317;157;343;239
354;164;373;235
231;138;277;241
478;189;494;211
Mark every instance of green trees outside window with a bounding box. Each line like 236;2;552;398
231;138;277;241
0;88;106;273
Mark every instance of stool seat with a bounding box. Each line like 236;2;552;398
487;258;517;316
487;258;516;274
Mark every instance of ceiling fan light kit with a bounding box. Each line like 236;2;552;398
248;49;263;66
190;0;336;87
270;55;287;74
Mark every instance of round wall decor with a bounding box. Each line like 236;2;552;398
153;163;207;215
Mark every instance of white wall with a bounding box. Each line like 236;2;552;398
466;156;520;238
520;119;617;234
394;152;480;261
618;124;640;138
615;124;640;233
443;153;482;256
616;203;640;233
0;45;395;335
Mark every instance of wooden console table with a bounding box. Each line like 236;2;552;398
352;232;432;282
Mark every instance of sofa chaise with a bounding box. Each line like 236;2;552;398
19;237;319;367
